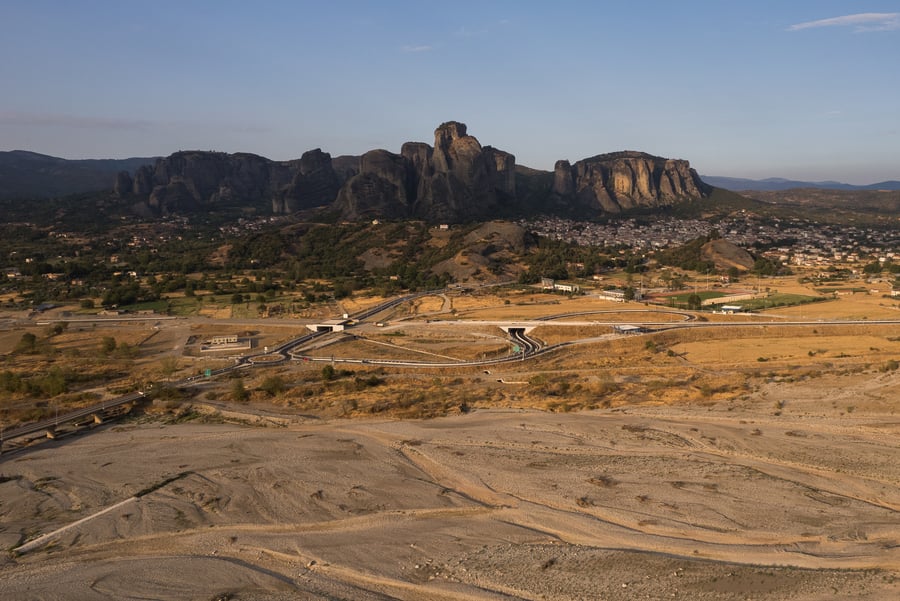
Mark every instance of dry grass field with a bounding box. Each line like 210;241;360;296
1;277;899;599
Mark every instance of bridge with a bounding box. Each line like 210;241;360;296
1;391;145;454
5;286;900;456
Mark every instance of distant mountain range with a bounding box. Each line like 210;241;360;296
701;175;900;192
0;150;157;200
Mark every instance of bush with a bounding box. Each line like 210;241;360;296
259;375;287;396
100;336;117;355
354;375;384;390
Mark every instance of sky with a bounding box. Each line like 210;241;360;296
1;1;899;184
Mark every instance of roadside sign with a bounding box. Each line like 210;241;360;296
204;369;212;377
512;345;521;353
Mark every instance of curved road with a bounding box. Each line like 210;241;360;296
5;289;900;450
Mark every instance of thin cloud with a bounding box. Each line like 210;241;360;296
0;111;154;130
788;12;900;32
401;45;432;53
0;111;271;134
454;26;488;38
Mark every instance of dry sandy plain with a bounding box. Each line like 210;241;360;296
2;281;900;600
2;380;899;600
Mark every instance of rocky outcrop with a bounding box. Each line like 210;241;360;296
114;171;133;197
119;150;342;216
274;149;342;214
334;149;415;220
111;122;709;221
550;151;708;214
334;121;517;223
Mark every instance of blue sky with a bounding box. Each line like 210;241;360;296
1;1;898;183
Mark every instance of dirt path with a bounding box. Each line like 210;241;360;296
1;404;898;600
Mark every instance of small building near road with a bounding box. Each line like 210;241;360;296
597;289;641;302
719;305;743;314
201;334;252;352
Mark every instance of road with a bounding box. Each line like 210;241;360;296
0;391;145;450
0;292;438;450
5;288;900;450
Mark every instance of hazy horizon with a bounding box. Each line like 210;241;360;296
2;1;898;185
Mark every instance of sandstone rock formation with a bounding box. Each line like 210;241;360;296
334;121;517;223
113;122;709;221
113;171;133;197
273;149;341;214
118;150;342;216
551;151;709;214
333;149;415;220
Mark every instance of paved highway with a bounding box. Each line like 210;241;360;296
5;286;900;452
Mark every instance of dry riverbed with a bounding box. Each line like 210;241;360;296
1;371;899;600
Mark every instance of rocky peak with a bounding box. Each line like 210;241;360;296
551;151;708;214
432;121;477;174
334;121;518;222
119;150;345;216
111;121;709;222
276;148;341;213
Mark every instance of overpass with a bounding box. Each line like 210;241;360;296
306;318;351;333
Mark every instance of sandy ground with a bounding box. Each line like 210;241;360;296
2;372;899;601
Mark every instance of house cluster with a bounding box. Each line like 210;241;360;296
523;217;715;250
524;214;900;271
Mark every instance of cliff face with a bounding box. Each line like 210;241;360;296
334;121;517;222
551;151;708;213
113;123;709;221
118;150;341;215
274;149;342;214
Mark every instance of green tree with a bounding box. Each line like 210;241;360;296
37;368;67;396
863;261;883;275
15;332;38;354
115;341;137;359
100;336;117;355
321;364;335;382
687;293;702;311
231;378;249;402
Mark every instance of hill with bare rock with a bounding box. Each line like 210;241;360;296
552;151;710;214
98;121;710;223
430;221;529;282
700;238;755;272
334;121;518;223
117;149;347;217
